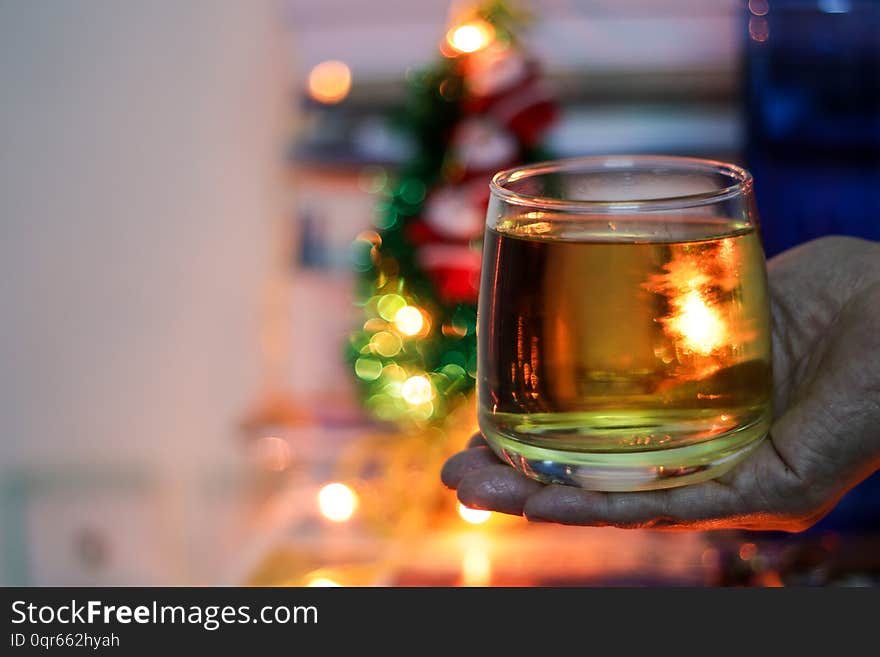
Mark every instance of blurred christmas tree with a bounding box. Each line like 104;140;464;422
349;0;557;427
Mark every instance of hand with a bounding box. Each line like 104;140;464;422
442;236;880;531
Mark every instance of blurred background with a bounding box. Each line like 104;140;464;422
1;0;878;587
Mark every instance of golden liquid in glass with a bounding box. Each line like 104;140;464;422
477;215;772;490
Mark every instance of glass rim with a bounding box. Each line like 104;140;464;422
489;155;754;213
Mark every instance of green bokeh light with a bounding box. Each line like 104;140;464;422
355;357;384;381
377;294;407;321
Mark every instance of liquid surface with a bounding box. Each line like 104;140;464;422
477;216;772;456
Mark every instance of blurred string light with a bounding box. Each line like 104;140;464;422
307;60;352;104
348;3;552;429
461;546;492;586
446;20;495;54
370;331;402;357
402;375;433;405
354;357;383;381
377;294;406;321
318;482;358;522
307;576;341;587
458;502;491;524
394;306;425;336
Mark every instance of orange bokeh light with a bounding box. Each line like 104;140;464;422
458;502;491;524
307;60;352;104
446;21;494;54
461;547;491;586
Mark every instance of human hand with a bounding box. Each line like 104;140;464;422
442;236;880;531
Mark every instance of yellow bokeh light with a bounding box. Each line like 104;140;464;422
377;294;406;321
394;306;424;336
446;21;494;54
363;317;386;332
461;546;492;586
307;60;352;104
307;577;341;587
355;229;381;246
458;502;491;524
354;357;383;381
381;363;407;381
370;331;402;357
409;400;434;421
402;375;433;405
318;482;358;522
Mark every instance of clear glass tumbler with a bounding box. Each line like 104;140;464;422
478;156;772;491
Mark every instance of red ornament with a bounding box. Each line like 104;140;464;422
461;44;557;148
482;76;558;146
416;243;481;304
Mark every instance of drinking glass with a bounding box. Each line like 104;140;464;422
478;156;772;491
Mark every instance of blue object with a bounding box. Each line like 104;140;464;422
744;0;880;532
744;0;880;257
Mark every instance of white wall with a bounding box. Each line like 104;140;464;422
0;0;291;474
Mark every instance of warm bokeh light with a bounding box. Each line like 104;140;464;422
318;482;358;522
441;321;468;338
446;21;494;54
402;375;433;405
377;294;406;321
461;547;492;586
307;577;341;587
355;229;382;247
394;306;424;336
458;502;491;524
354;357;383;381
307;60;352;104
370;331;402;357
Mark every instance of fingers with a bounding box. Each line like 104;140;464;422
442;434;542;516
510;437;832;531
442;442;748;526
442;434;807;529
440;446;499;489
457;464;544;516
522;480;747;529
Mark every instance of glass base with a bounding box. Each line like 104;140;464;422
482;423;768;492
